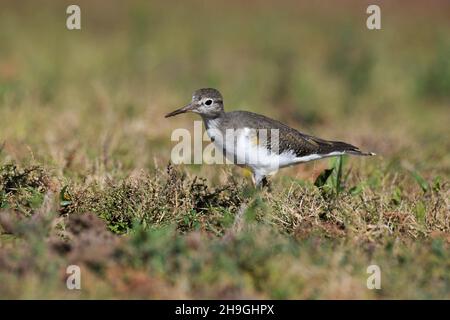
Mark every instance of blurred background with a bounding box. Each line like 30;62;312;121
0;0;449;179
0;0;449;300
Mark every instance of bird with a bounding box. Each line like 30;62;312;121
165;88;375;187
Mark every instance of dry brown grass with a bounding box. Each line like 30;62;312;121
0;0;449;299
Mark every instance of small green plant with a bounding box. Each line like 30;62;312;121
391;186;403;206
348;183;363;196
414;201;426;224
314;168;334;188
432;176;442;192
314;156;346;196
329;155;344;194
59;185;72;208
180;209;202;231
0;164;49;216
410;170;429;193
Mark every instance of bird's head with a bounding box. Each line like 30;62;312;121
165;88;224;119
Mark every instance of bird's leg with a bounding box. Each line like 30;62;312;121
261;176;270;188
253;173;270;189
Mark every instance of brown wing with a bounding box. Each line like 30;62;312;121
223;111;372;157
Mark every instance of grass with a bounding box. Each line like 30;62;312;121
0;0;449;299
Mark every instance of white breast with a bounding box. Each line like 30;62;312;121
204;122;298;176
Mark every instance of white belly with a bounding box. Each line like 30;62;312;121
206;126;297;176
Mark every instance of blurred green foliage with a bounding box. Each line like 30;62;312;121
0;0;449;299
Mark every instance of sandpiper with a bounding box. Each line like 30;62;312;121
166;88;375;186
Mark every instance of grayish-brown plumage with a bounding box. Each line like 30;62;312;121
166;88;375;186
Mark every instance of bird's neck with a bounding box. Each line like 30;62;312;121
201;111;224;124
202;114;223;131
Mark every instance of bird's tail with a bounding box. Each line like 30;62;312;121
318;140;376;157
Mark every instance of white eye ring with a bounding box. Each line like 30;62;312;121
204;99;213;106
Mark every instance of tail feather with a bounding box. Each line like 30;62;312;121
318;140;375;157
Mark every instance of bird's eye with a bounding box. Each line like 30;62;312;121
205;99;213;106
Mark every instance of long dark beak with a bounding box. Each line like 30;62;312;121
165;103;195;118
